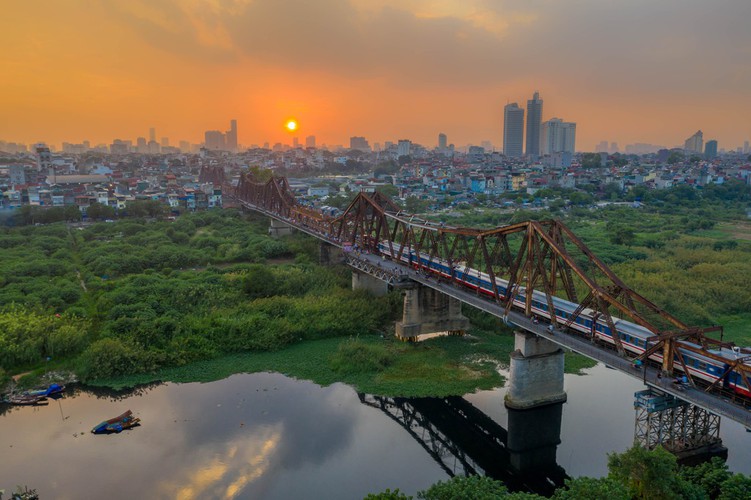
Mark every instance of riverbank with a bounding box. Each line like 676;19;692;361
82;330;595;397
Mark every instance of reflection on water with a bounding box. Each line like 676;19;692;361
2;365;751;499
359;395;567;496
0;373;448;499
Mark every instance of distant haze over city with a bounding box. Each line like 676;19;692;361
2;1;749;151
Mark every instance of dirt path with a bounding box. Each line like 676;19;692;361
12;371;32;382
76;269;88;292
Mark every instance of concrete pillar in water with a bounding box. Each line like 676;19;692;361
505;330;567;409
506;402;564;474
395;286;470;341
352;271;389;297
268;218;294;238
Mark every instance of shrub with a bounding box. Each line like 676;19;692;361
329;338;392;374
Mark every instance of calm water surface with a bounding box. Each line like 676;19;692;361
2;365;750;499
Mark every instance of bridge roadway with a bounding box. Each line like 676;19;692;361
237;199;751;428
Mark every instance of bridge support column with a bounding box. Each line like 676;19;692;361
320;242;342;265
505;330;567;410
506;402;564;474
352;271;389;297
395;286;470;341
268;218;294;238
634;389;727;462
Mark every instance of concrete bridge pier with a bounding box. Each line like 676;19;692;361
352;271;389;297
395;286;470;341
268;218;294;238
505;330;567;410
506;402;564;474
319;241;342;265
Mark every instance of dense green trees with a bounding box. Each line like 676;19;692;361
0;210;397;381
368;445;751;500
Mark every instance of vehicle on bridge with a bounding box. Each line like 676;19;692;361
377;241;751;401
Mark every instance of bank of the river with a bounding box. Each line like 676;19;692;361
84;331;595;397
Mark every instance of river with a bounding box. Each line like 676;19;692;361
2;364;750;499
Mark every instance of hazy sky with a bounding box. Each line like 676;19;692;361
2;0;750;150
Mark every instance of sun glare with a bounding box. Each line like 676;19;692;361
285;120;298;131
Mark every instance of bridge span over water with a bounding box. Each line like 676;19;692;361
202;167;751;432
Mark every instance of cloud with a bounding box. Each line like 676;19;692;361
99;0;751;97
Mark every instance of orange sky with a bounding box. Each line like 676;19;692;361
2;0;750;151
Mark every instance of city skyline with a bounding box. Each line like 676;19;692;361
2;1;750;150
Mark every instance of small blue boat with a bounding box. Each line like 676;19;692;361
91;410;140;434
26;384;65;398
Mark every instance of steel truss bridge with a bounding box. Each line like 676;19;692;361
203;166;751;428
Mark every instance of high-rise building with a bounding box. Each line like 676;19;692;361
704;140;718;159
595;141;609;153
744;141;749;154
161;137;169;148
205;130;226;151
179;140;190;153
350;136;370;152
541;118;576;155
149;128;156;142
305;135;316;148
610;142;619;154
525;91;543;158
503;102;524;157
397;140;411;158
226;119;238;152
136;137;147;153
438;133;447;150
292;136;300;148
684;130;703;154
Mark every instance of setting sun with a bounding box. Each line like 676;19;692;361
285;120;298;132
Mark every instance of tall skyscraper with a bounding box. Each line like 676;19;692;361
226;120;238;152
684;130;703;154
305;135;316;148
438;133;447;150
525;91;543;158
204;130;225;151
149;127;156;142
541;118;576;155
704;140;718;159
503;103;524;157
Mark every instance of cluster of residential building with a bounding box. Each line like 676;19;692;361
2;125;750;217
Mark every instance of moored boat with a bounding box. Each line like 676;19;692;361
91;410;140;434
26;383;65;398
6;394;49;406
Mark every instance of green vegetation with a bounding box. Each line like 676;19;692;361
1;210;524;396
368;445;751;499
5;179;748;393
87;331;511;396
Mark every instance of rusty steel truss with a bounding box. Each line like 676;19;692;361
228;172;751;383
634;389;723;456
